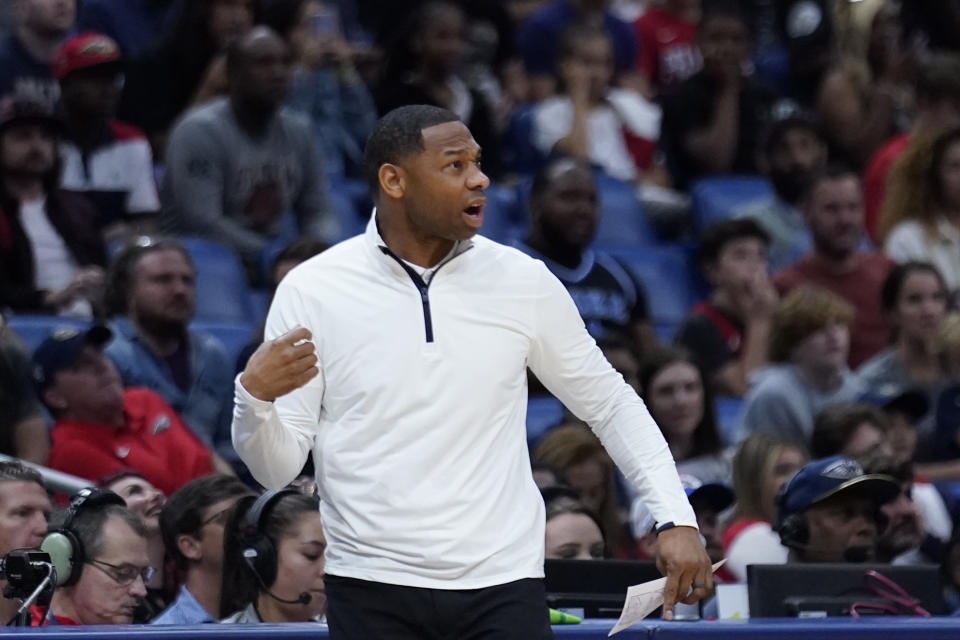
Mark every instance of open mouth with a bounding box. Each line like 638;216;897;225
462;202;485;227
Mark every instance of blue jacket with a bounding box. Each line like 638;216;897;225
104;317;236;462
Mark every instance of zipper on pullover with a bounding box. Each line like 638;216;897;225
381;247;460;343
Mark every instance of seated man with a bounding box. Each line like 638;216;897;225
161;27;336;278
773;167;893;368
54;32;160;225
0;461;50;625
103;238;236;469
736;116;827;271
31;489;150;625
34;325;214;495
0;0;75;110
675;218;776;396
153;474;254;624
0;97;105;316
515;157;653;352
738;287;864;446
775;455;900;563
659;1;776;189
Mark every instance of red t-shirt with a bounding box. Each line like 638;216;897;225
863;133;910;242
48;388;214;496
28;605;78;625
633;8;700;91
774;252;894;368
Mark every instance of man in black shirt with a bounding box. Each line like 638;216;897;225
660;1;776;188
514;157;654;354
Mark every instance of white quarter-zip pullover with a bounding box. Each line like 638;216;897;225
233;214;697;589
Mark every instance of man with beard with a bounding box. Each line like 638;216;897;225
773;167;893;368
514;157;654;353
0;97;105;315
103;238;237;472
37;325;213;495
736;115;828;271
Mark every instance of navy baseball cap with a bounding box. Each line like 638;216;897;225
776;455;900;526
32;325;113;390
858;386;929;423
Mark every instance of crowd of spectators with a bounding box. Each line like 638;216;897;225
3;0;960;626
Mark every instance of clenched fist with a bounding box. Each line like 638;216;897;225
240;326;319;402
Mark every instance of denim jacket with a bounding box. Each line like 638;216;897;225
104;317;236;462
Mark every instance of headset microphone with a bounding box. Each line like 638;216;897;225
242;549;312;605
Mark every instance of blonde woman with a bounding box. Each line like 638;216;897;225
719;433;806;582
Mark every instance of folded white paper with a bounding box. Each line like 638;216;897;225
608;560;727;636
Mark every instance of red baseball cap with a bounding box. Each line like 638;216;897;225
52;32;123;81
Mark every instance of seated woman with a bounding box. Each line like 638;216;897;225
858;262;949;421
882;129;960;297
720;433;806;582
220;489;327;623
542;486;606;561
639;345;729;484
534;423;632;558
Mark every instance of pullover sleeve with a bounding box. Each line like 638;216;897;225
232;281;322;488
527;263;697;530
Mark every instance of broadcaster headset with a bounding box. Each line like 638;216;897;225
40;488;126;587
774;484;890;555
238;489;300;589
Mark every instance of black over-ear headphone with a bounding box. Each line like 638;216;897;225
239;489;299;587
40;488;126;587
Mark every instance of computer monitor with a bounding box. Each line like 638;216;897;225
747;563;948;617
544;559;663;618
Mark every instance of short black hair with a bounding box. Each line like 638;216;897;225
160;474;253;570
696;218;770;268
363;104;461;194
699;0;749;31
802;162;861;202
763;115;825;158
556;23;610;62
529;156;593;202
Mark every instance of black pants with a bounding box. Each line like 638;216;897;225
325;574;555;640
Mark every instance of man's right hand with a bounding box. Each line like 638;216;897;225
240;327;319;402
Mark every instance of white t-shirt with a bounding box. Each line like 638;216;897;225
18;198;90;317
18;197;77;292
533;88;662;181
885;219;960;295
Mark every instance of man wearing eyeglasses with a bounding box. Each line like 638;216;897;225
32;502;151;625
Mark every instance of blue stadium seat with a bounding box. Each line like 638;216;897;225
526;395;566;449
689;175;776;234
180;237;253;324
5;314;92;352
602;245;697;342
248;289;271;325
594;173;658;247
714;395;745;447
480;183;525;243
189;320;256;371
502;103;545;175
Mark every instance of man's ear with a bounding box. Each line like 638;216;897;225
378;163;406;200
177;534;203;562
43;386;67;413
